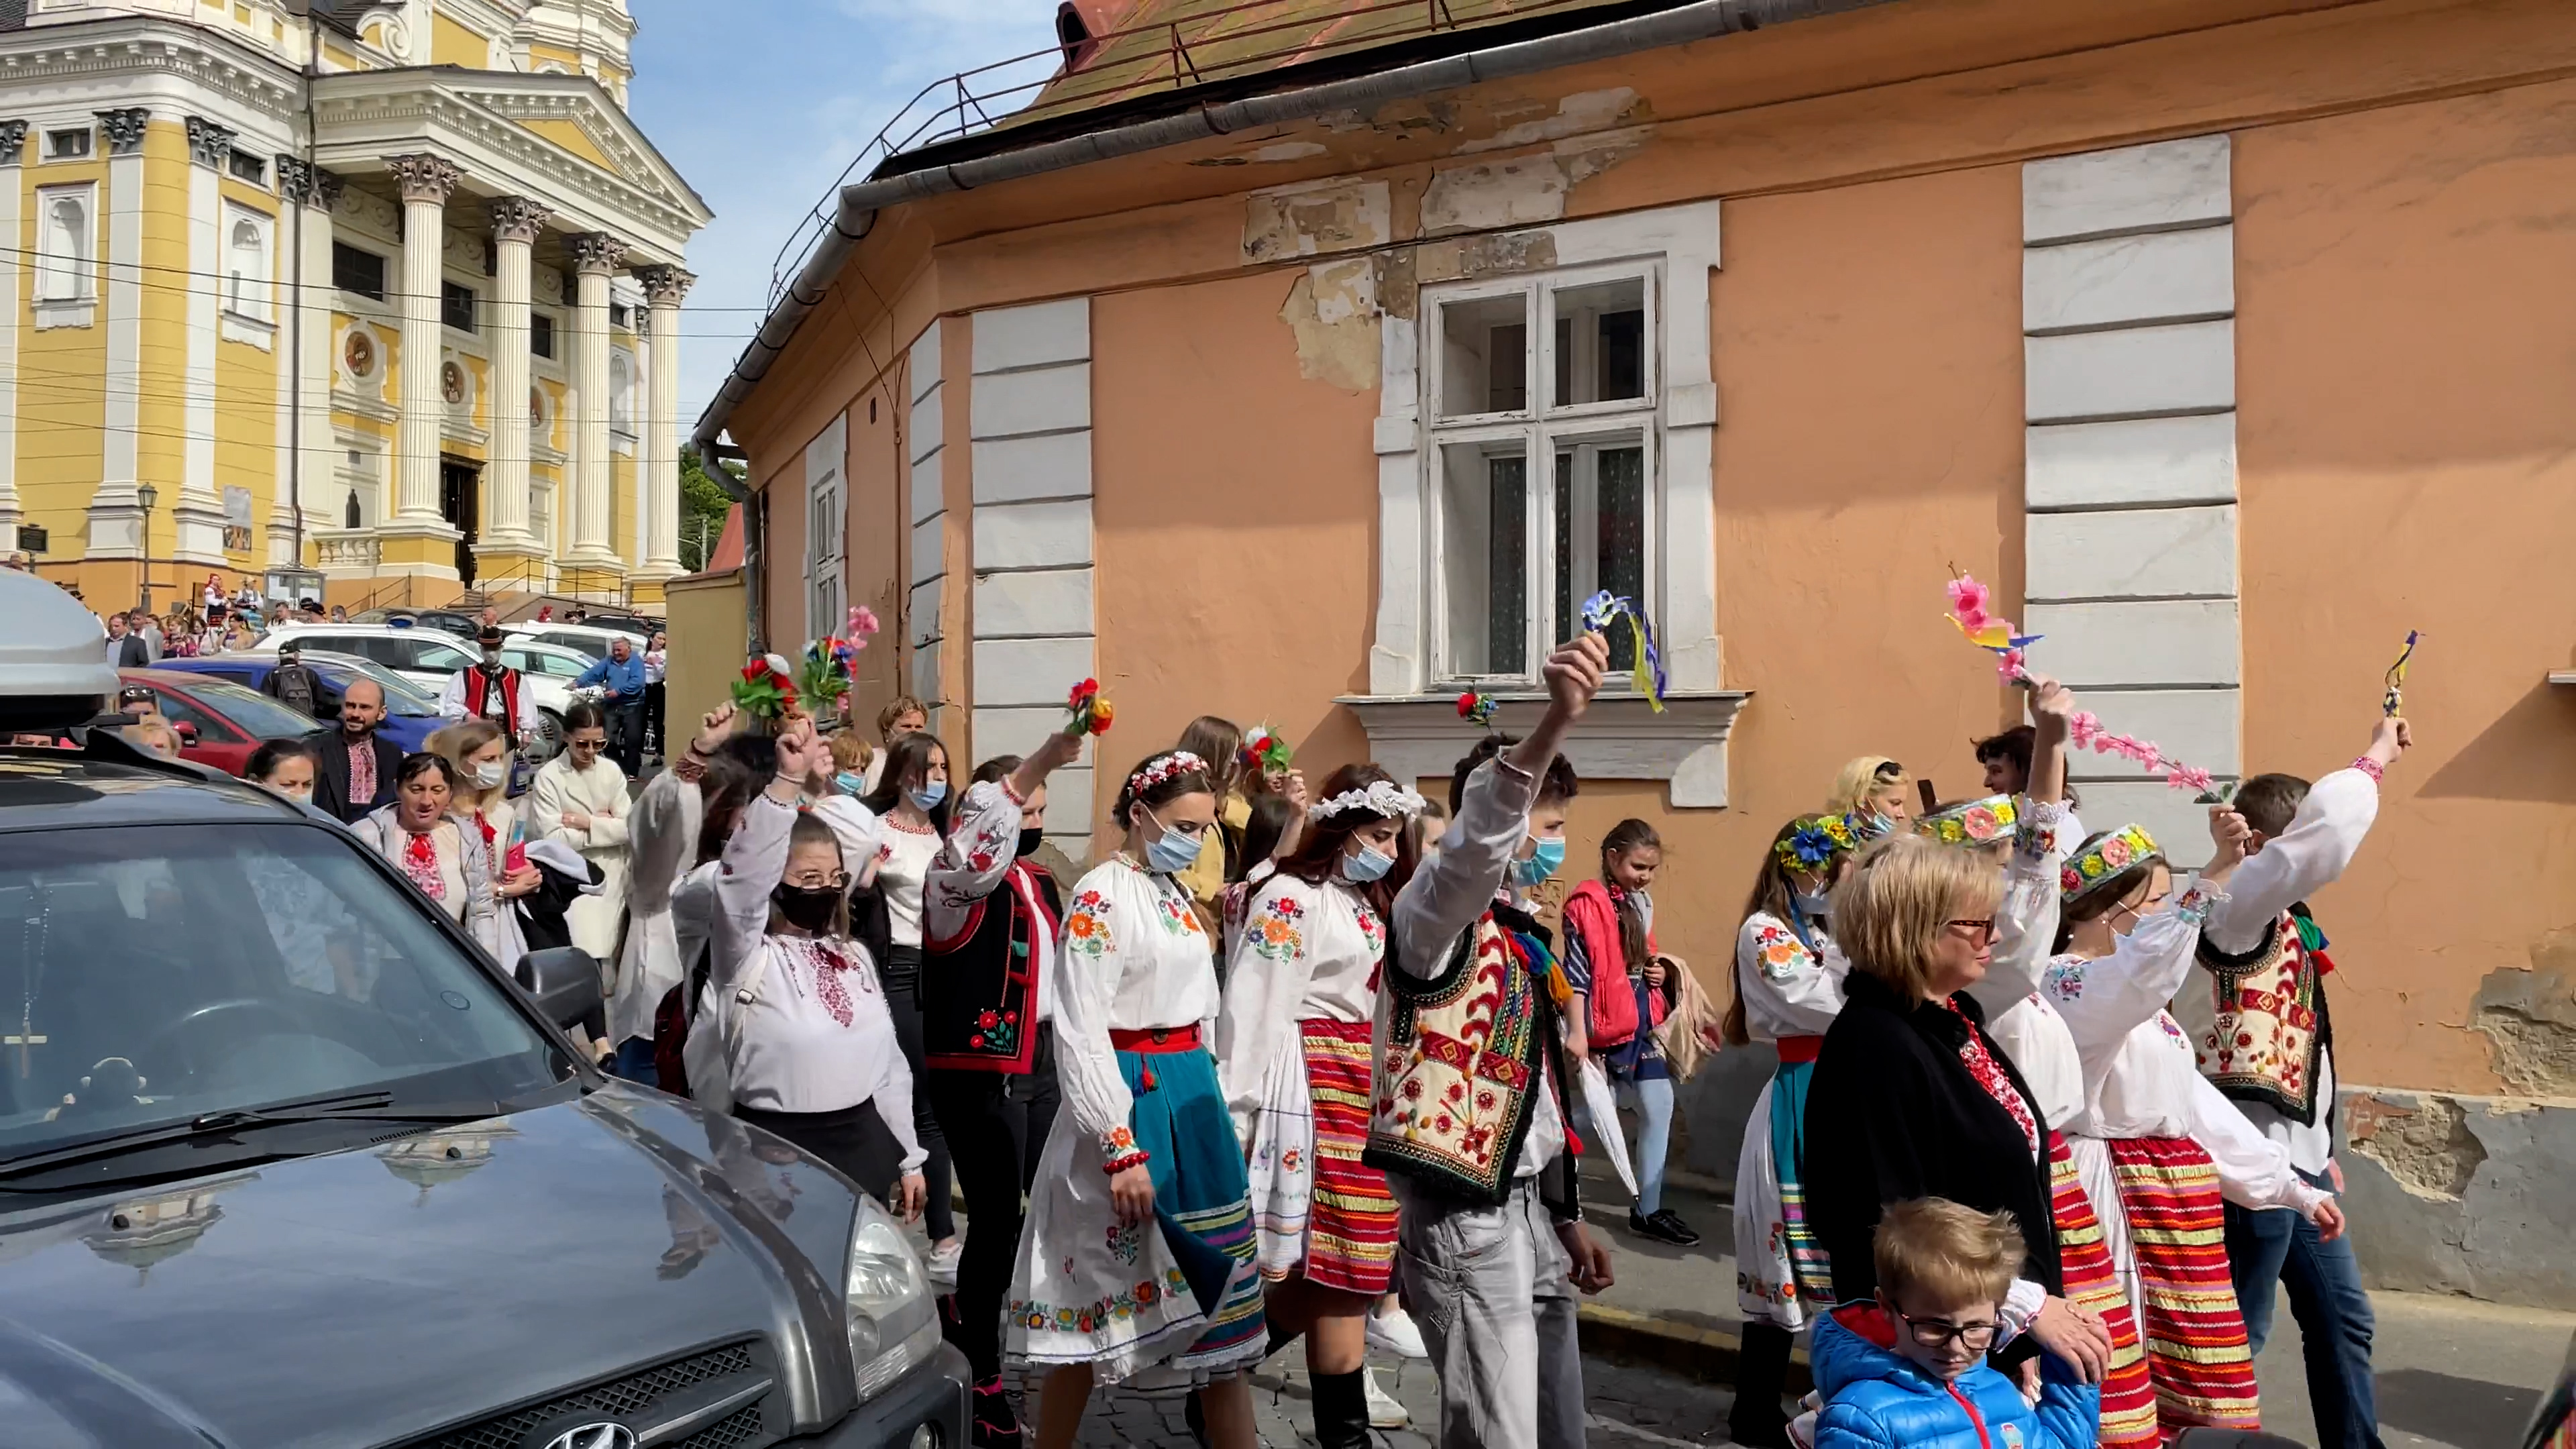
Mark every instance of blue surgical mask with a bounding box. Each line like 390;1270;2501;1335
835;771;865;796
1343;843;1395;883
1512;836;1566;888
1793;892;1833;921
909;782;947;812
1145;824;1201;875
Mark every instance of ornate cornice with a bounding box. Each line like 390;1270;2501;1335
0;121;26;168
388;153;465;206
96;109;150;158
312;167;346;213
569;232;627;276
275;155;311;201
636;266;694;308
186;115;236;169
487;195;551;245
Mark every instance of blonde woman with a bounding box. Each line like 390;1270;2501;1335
1801;835;2116;1390
431;718;543;967
1827;755;1915;837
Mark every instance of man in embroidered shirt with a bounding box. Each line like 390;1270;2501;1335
1377;631;1613;1449
439;627;541;751
2189;712;2408;1449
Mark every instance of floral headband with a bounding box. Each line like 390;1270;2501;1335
1128;751;1208;794
1309;779;1428;823
2061;824;2161;904
1774;813;1860;875
1915;794;2020;847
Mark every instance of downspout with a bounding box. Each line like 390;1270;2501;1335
688;0;1898;461
289;2;319;573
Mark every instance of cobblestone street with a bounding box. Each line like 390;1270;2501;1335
1009;1348;1739;1447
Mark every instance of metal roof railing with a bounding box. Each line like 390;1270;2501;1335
763;0;1614;306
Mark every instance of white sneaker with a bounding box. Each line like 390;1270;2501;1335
925;1238;963;1282
1363;1366;1409;1429
1366;1304;1429;1360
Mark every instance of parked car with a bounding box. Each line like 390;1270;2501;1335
113;669;329;776
244;625;478;696
149;651;443;755
346;607;479;639
0;571;970;1448
492;639;598;757
500;621;639;662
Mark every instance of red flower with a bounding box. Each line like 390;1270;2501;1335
741;663;766;682
1004;1011;1018;1024
1435;1114;1454;1132
970;1034;985;1049
979;1010;1000;1028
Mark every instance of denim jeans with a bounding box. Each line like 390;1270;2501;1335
2224;1169;2383;1449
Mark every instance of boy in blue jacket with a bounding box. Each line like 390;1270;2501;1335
1808;1197;2100;1449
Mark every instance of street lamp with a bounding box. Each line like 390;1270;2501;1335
136;483;157;613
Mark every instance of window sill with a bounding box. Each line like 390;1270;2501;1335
33;299;94;330
220;311;275;349
1336;688;1752;808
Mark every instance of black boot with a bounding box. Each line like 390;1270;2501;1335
1729;1321;1796;1449
1309;1368;1371;1449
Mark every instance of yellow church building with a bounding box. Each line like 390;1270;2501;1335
0;0;708;612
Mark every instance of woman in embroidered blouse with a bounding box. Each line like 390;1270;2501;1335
1008;749;1267;1449
1216;763;1420;1448
430;719;543;969
352;753;496;942
1802;835;2115;1393
856;729;961;1272
710;715;926;1222
2045;818;2341;1438
1725;811;1859;1448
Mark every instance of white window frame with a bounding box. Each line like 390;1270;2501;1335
1423;261;1662;688
221;203;273;325
804;416;847;641
34;182;96;327
42;128;89;162
1351;201;1739;806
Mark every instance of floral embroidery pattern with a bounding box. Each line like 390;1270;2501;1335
1008;1267;1189;1335
2044;959;2086;1003
971;1006;1020;1057
1065;890;1114;961
1945;1001;2039;1151
1106;1218;1143;1265
1251;896;1305;963
1753;923;1812;983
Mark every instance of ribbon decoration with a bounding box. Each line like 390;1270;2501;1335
2383;630;2420;718
1579;590;1668;713
1064;678;1115;739
1944;573;2217;795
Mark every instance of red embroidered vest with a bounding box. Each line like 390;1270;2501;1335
2185;904;2334;1126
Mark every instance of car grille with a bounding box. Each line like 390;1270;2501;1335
402;1340;774;1449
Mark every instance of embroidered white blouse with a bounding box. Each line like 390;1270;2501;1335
1057;853;1220;1169
873;816;942;948
710;794;924;1170
1216;871;1386;1143
2182;766;2379;1175
1974;802;2088;1134
1733;912;1848;1044
921;777;1058;1026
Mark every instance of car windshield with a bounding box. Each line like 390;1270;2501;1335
0;822;571;1165
175;678;331;740
311;658;439;716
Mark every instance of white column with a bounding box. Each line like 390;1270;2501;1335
0;121;25;543
565;231;625;576
386;154;460;529
482;197;549;557
290;167;341;562
87;107;150;561
635;265;691;584
173;115;231;568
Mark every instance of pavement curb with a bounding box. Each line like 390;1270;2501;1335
1574;1303;1813;1395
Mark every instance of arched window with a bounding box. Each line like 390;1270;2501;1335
609;351;633;435
227;216;268;320
37;191;89;304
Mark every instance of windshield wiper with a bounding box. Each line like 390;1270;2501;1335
0;1089;507;1181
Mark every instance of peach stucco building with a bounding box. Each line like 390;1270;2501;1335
692;0;2576;1303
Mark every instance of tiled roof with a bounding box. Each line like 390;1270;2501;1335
1024;0;1640;123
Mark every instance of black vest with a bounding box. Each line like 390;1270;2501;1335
923;861;1061;1073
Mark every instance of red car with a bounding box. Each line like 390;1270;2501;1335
117;667;329;776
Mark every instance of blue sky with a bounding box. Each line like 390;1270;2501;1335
629;0;1065;438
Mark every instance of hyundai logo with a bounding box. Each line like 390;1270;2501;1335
537;1425;635;1449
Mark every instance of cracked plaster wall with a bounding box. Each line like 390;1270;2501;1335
2339;1086;2576;1309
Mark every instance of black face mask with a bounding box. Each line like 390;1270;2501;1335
771;881;842;934
1017;826;1044;859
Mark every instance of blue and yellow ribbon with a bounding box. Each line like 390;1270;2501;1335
1579;590;1668;713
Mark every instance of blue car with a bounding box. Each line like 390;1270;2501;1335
152;652;444;755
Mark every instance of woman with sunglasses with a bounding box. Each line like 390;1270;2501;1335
1801;835;2117;1400
2043;813;2343;1439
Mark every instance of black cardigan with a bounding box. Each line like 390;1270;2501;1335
1803;970;2063;1309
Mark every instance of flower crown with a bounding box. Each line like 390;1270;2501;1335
1915;794;2020;847
2060;824;2161;903
1128;751;1208;794
1774;813;1860;874
1309;779;1428;823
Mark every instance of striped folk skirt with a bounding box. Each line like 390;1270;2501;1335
1733;1053;1832;1328
1246;1018;1399;1295
2048;1130;2157;1447
2108;1133;2262;1439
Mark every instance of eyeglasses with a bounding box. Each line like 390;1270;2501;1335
1894;1308;1999;1351
1945;918;1997;942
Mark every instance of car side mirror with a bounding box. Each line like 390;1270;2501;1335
515;947;603;1035
172;721;199;744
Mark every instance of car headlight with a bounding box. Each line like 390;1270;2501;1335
846;1195;941;1399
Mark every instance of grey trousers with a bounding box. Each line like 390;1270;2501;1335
1392;1176;1587;1449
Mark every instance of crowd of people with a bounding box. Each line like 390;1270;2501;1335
192;604;2410;1449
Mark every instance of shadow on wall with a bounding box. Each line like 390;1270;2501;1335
2416;682;2576;802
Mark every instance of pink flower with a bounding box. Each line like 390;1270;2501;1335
1947;576;1991;625
1996;647;2025;681
2167;765;2215;794
2068;712;2104;749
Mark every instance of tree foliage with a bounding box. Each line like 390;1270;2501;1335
678;446;743;573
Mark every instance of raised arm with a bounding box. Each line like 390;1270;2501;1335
2205;717;2405;954
1974;799;2081;1015
925;731;1079;938
2047;877;2228;1073
712;720;824;985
